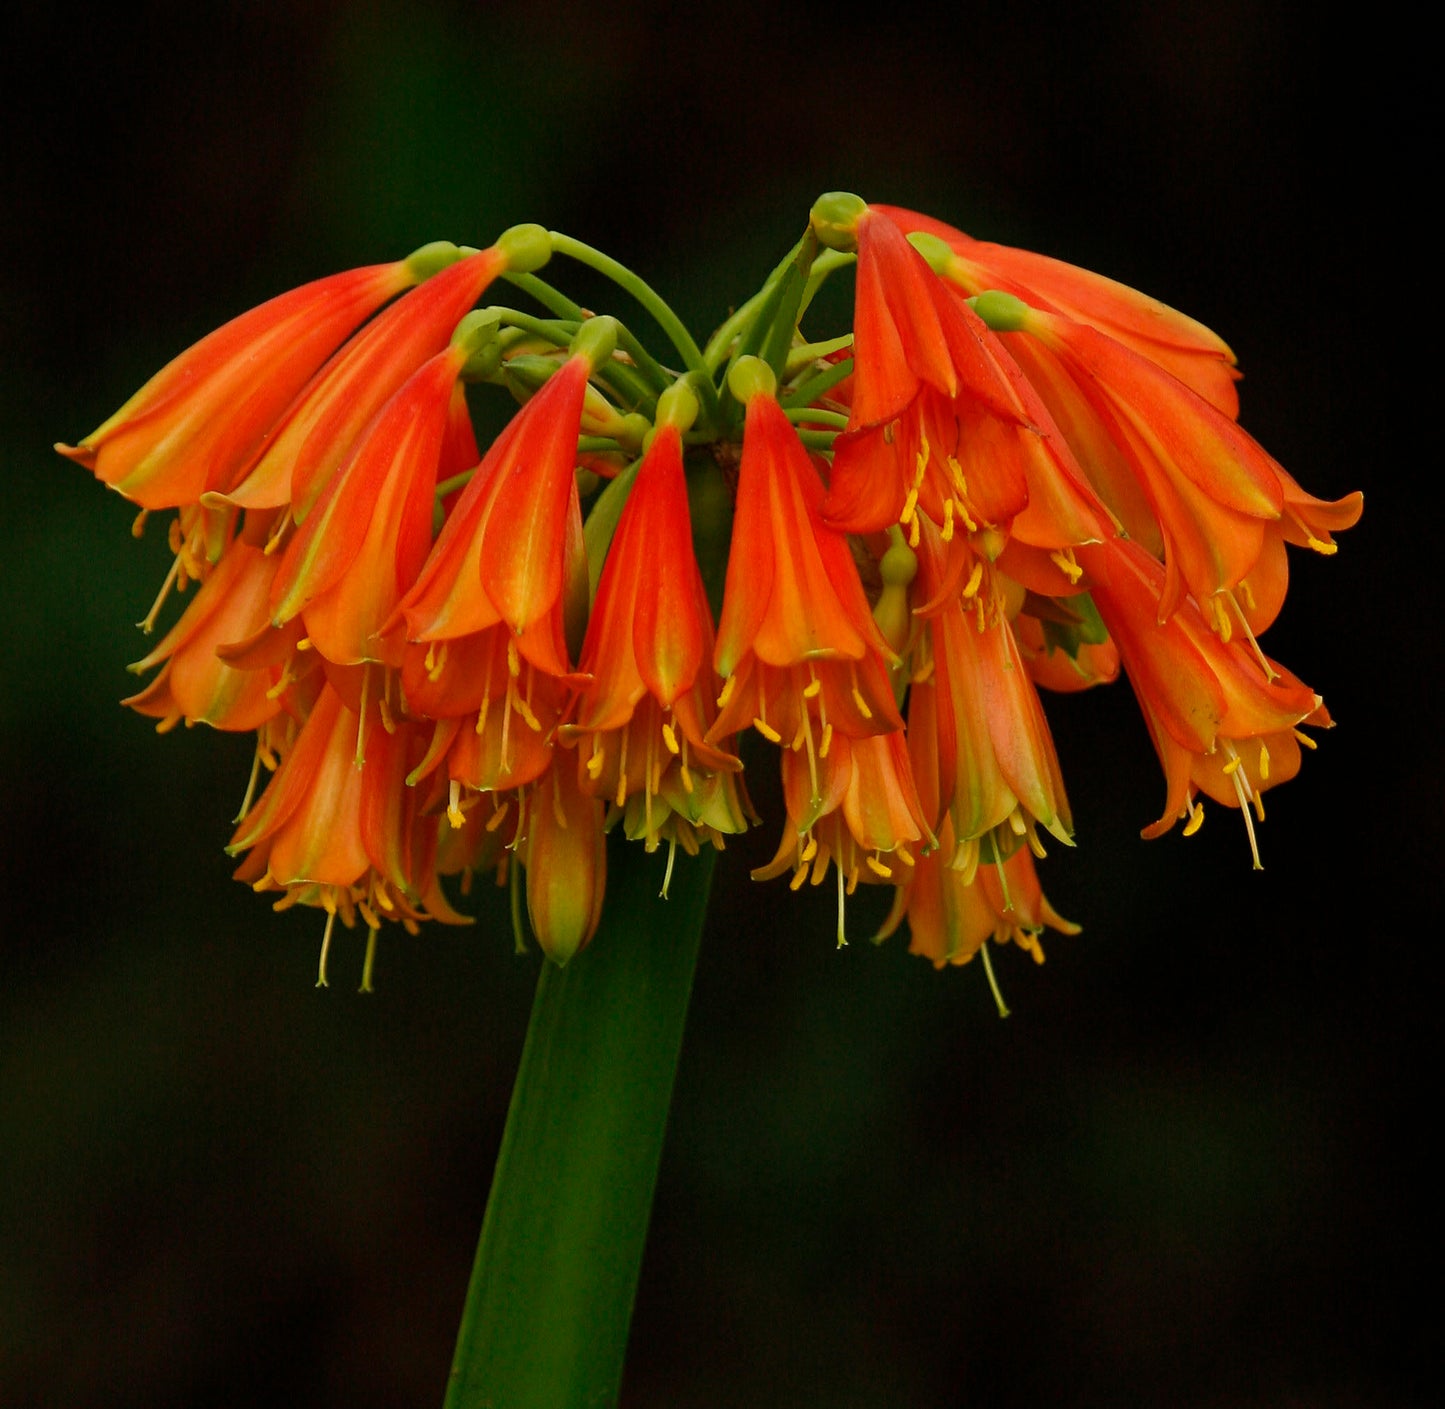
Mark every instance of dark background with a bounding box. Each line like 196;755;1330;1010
2;3;1428;1406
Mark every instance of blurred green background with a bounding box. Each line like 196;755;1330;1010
2;3;1428;1405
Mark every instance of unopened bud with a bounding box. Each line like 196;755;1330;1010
495;223;553;274
969;290;1032;333
655;378;701;435
905;230;956;274
403;240;466;281
727;354;777;404
451;309;504;379
570;315;619;372
810;191;867;251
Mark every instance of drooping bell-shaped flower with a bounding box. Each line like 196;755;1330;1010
874;204;1243;417
1082;535;1323;865
55;252;428;509
711;358;903;760
268;312;500;668
566;387;744;852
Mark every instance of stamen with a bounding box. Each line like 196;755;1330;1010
1292;728;1318;750
360;928;379;994
790;863;809;892
316;909;336;989
234;741;266;823
1182;798;1206;837
866;853;893;879
1258;741;1271;780
661;721;680;754
1222;589;1279;681
819;722;833;758
941;498;955;542
131;508;149;538
800;835;818;864
447;780;465;829
753;716;783;744
962;562;984;599
900;487;919;525
836;866;847;947
1049;549;1083;584
137;555;183;634
716;674;737;709
486;800;511;832
980;942;1010;1018
661;837;678;899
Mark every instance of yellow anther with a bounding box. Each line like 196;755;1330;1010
427;641;448;683
802;677;822;699
962;561;984;598
900;487;919;525
296;636;313;651
513;694;541;732
800;835;818;864
896;848;915;867
1238;579;1257;610
1049;549;1083;584
753;716;783;744
680;762;695;793
850;685;873;720
941;499;955;542
1259;741;1271;780
913;441;930;486
358;901;381;930
586;749;605;779
661;721;680;754
447;780;465;829
716;674;736;709
1222;755;1242;776
907;515;920;548
1306;535;1337;555
507;637;521;678
866;854;893;879
131;508;149;538
790;864;810;892
819;722;833;758
1182;800;1206;837
1292;728;1318;750
486;801;511;832
616;772;628;807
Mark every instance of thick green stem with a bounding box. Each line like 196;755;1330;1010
444;837;716;1409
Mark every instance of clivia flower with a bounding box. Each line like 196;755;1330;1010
564;384;747;864
62;198;1363;1400
61;196;1359;992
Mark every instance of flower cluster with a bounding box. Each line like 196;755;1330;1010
61;196;1359;984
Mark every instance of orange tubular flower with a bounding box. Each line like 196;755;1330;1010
214;245;507;521
55;257;418;510
711;378;903;756
1082;536;1323;864
518;754;607;966
123;525;285;732
566;418;743;853
268;337;475;669
875;204;1243;416
228;684;468;957
997;301;1286;622
878;834;1080;970
821;204;1031;538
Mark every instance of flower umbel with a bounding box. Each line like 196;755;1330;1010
64;195;1359;987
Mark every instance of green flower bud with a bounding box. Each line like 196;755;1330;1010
495;222;553;274
969;290;1032;333
655;378;701;435
403;240;466;281
570;315;619;372
905;230;956;274
727;354;777;404
810;191;867;251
